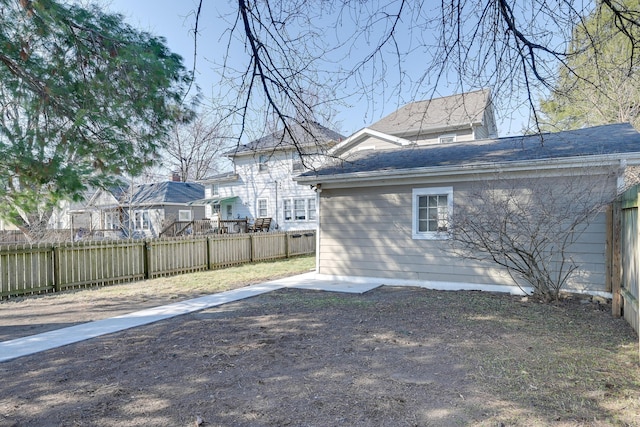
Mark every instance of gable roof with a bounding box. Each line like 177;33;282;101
329;127;414;156
228;121;345;157
125;181;204;206
368;89;493;137
297;123;640;184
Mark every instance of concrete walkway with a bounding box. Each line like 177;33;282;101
0;273;382;363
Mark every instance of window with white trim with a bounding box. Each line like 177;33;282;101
307;198;316;220
283;200;292;221
258;155;269;172
104;212;119;230
412;187;453;239
133;210;150;231
178;210;192;222
438;134;456;144
257;198;268;217
294;199;306;220
283;198;317;221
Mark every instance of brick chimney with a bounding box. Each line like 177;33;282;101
171;171;181;182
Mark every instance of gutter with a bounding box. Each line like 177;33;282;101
295;153;640;188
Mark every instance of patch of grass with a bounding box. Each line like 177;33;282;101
448;291;640;425
2;255;315;304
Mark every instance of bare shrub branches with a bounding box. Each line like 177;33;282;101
450;173;614;300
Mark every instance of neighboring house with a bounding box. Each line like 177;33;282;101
83;181;205;239
197;121;344;231
296;123;640;296
330;89;497;157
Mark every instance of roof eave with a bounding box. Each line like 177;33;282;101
295;153;640;188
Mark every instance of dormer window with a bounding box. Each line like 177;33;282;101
439;134;456;144
258;155;269;172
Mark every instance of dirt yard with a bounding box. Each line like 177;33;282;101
1;275;639;426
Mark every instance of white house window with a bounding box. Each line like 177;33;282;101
283;200;292;221
412;187;453;240
257;198;268;217
294;199;306;220
258;155;269;172
104;212;119;230
283;198;317;221
438;134;456;144
211;184;220;197
226;204;233;219
133;210;150;231
307;198;316;220
292;153;304;172
178;210;192;222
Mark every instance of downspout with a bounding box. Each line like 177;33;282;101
274;180;279;229
315;184;321;273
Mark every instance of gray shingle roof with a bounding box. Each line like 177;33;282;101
368;89;491;136
125;181;204;205
228;121;345;156
301;123;640;178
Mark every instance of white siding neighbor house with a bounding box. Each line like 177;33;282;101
197;122;344;231
296;123;640;297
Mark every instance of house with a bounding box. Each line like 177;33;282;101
196;91;496;232
296;123;640;296
83;181;205;239
197;121;344;231
330;89;497;157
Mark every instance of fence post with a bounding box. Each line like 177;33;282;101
144;240;152;280
52;244;60;293
612;201;622;318
285;232;290;258
206;236;212;270
248;233;254;262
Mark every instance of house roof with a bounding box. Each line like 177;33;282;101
197;171;239;184
297;123;640;183
125;181;204;206
227;121;345;157
368;89;492;137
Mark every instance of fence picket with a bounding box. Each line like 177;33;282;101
0;231;315;299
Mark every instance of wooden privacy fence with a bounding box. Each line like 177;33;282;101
0;231;315;299
611;187;640;338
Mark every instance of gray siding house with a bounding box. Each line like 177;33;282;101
330;89;497;157
296;123;640;297
85;181;205;239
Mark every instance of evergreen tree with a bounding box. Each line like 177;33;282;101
0;0;191;233
539;0;640;131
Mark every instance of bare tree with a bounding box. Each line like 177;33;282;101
196;0;640;147
450;173;615;301
163;110;232;182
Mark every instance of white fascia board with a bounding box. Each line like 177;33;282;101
296;153;640;189
197;174;239;185
329;128;413;156
390;122;480;139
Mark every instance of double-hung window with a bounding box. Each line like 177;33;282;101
257;198;268;217
307;198;316;220
283;198;317;221
412;187;453;239
283;200;292;221
294;199;306;220
133;210;150;231
104;212;119;230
